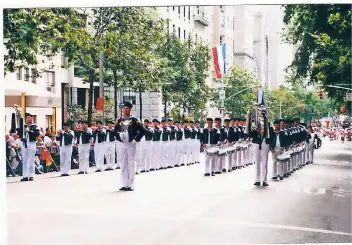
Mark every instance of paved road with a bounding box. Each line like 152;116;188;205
7;139;352;245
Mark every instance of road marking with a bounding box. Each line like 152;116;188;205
303;187;326;195
8;207;352;237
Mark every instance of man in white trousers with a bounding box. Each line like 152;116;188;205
151;119;162;171
105;120;116;171
20;113;41;182
139;119;153;172
56;122;74;177
92;121;106;172
214;117;226;174
168;118;177;167
201;118;221;176
115;102;144;191
195;122;202;164
174;121;183;167
182;120;192;166
270;119;287;181
76;121;92;174
307;125;317;164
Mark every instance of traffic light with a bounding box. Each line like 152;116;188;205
318;90;324;99
340;106;345;113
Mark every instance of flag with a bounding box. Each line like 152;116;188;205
212;43;226;79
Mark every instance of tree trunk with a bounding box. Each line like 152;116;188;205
87;71;94;123
139;84;143;121
113;70;118;120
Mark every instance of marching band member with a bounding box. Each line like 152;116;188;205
201;118;221;176
151;119;162;171
182;120;192;166
168;118;177;167
105;120;116;171
175;121;183;167
195;121;202;164
92;120;106;172
115;102;144;191
190;120;197;165
245;90;271;187
137;119;153;173
76;121;92;174
20;113;41;182
56;122;74;177
238;118;246;169
223;118;231;172
270;119;287;181
228;118;240;172
214;117;226;174
307;125;318;164
160;119;170;170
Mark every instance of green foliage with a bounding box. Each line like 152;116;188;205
223;65;260;117
282;4;351;105
3;8;84;75
67;104;87;124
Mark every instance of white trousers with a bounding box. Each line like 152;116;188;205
94;143;106;171
216;154;226;172
120;142;137;188
308;144;315;163
253;142;269;183
60;145;73;175
168;140;177;166
305;142;310;163
22;142;36;178
136;141;152;171
204;144;216;174
78;144;90;172
161;141;170;168
272;148;284;177
115;141;124;168
151;141;161;169
175;140;182;165
105;141;116;169
181;139;192;164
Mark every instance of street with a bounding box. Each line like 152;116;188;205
7;139;352;245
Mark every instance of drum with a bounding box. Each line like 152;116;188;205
277;153;290;162
218;148;227;156
207;147;219;156
227;145;237;154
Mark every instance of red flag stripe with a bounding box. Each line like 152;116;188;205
212;47;222;79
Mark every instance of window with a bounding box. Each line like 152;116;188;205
220;35;225;44
24;68;29;81
183;6;186;17
46;71;55;92
184;30;186;40
173;6;175;11
31;69;37;84
178;27;181;38
188;6;191;20
233;17;235;30
45;115;52;129
221;16;225;28
178;6;180;14
195;34;198;43
123;88;136;105
61;55;68;68
16;67;22;80
220;5;223;9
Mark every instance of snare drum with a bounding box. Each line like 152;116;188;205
218;148;227;156
206;147;219;156
277;153;290;162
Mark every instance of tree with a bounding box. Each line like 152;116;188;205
223;65;260;117
282;4;351;106
67;104;87;126
3;8;84;75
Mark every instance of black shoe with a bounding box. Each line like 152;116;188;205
272;177;278;180
105;168;113;171
175;164;180;167
215;171;221;174
262;182;269;187
116;166;121;169
167;166;173;169
135;172;139;175
186;163;190;166
228;169;232;172
126;187;134;191
141;170;146;173
254;182;260;186
29;177;34;181
238;166;242;169
78;171;84;175
211;172;215;176
158;167;164;170
280;177;284;180
84;171;89;174
204;173;210;177
180;164;185;166
20;177;29;182
61;174;70;177
119;187;127;191
222;168;227;173
95;170;101;173
150;168;155;171
232;167;236;170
